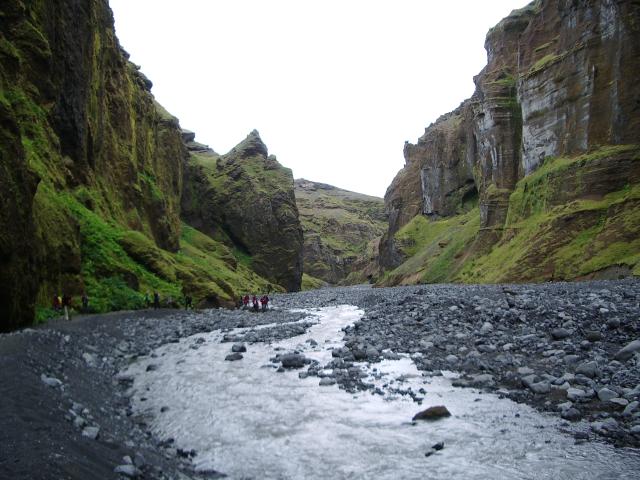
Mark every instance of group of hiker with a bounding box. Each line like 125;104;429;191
144;292;193;310
52;293;90;320
239;294;270;312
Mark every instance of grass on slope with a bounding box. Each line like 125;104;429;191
459;145;640;282
380;145;640;285
380;207;480;286
35;187;276;319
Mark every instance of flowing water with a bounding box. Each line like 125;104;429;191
125;306;640;479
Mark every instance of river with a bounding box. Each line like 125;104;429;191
124;305;640;479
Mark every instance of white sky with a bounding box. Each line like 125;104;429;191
109;0;528;197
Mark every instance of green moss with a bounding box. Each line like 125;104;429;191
529;53;562;74
381;208;480;285
301;273;327;291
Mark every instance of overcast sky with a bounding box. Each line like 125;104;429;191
109;0;527;198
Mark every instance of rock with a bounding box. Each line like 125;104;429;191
561;408;582;421
575;361;599;378
280;353;306;369
82;352;97;366
609;398;629;407
445;354;458;364
623;401;639;416
480;322;493;334
551;328;571;340
40;374;62;388
585;331;603;342
517;367;534;375
225;353;243;361
597;388;617;402
231;343;247;353
412;405;451;421
82;426;100;440
528;381;551;394
432;442;445;451
319;378;336;386
614;340;640;361
567;388;587;401
114;464;140;478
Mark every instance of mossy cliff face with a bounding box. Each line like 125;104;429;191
182;131;304;292
294;179;387;285
0;1;286;330
379;0;640;285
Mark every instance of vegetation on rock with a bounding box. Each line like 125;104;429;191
378;0;640;287
295;179;387;285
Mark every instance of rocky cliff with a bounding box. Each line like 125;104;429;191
380;0;640;285
182;131;304;292
294;179;387;286
0;0;303;330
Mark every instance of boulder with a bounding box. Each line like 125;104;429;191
614;340;640;361
280;353;306;369
412;405;451;421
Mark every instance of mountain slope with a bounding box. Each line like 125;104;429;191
0;0;302;330
379;0;640;286
294;179;387;285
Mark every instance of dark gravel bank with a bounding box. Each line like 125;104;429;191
1;279;639;479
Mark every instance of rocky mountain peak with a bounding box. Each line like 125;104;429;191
228;129;268;159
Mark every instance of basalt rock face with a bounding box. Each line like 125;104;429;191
0;0;287;329
380;0;640;284
182;131;304;292
0;0;187;329
294;179;387;285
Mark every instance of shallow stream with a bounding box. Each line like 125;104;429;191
125;305;640;479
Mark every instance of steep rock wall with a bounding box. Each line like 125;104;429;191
0;0;189;328
380;0;640;281
182;131;304;292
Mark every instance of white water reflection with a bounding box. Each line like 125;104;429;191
125;306;640;479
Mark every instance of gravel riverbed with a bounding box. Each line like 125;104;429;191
1;280;639;479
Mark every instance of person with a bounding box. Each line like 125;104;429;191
61;294;72;321
184;294;193;310
261;295;269;311
81;294;89;313
52;295;61;312
153;291;160;309
243;294;250;310
144;292;150;308
237;296;243;309
252;295;259;312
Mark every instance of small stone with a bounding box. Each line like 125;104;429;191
574;432;589;440
432;442;444;451
413;405;451;421
480;322;493;334
281;353;306;369
82;426;100;440
528;381;551;394
609;398;629;407
615;340;640;361
319;378;336;386
73;416;87;429
231;343;246;353
585;331;603;342
445;354;458;364
561;408;581;421
518;367;535;375
225;353;243;361
575;361;599;378
567;388;587;401
551;328;571;340
40;374;62;388
623;401;639;416
114;464;140;478
597;387;617;402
